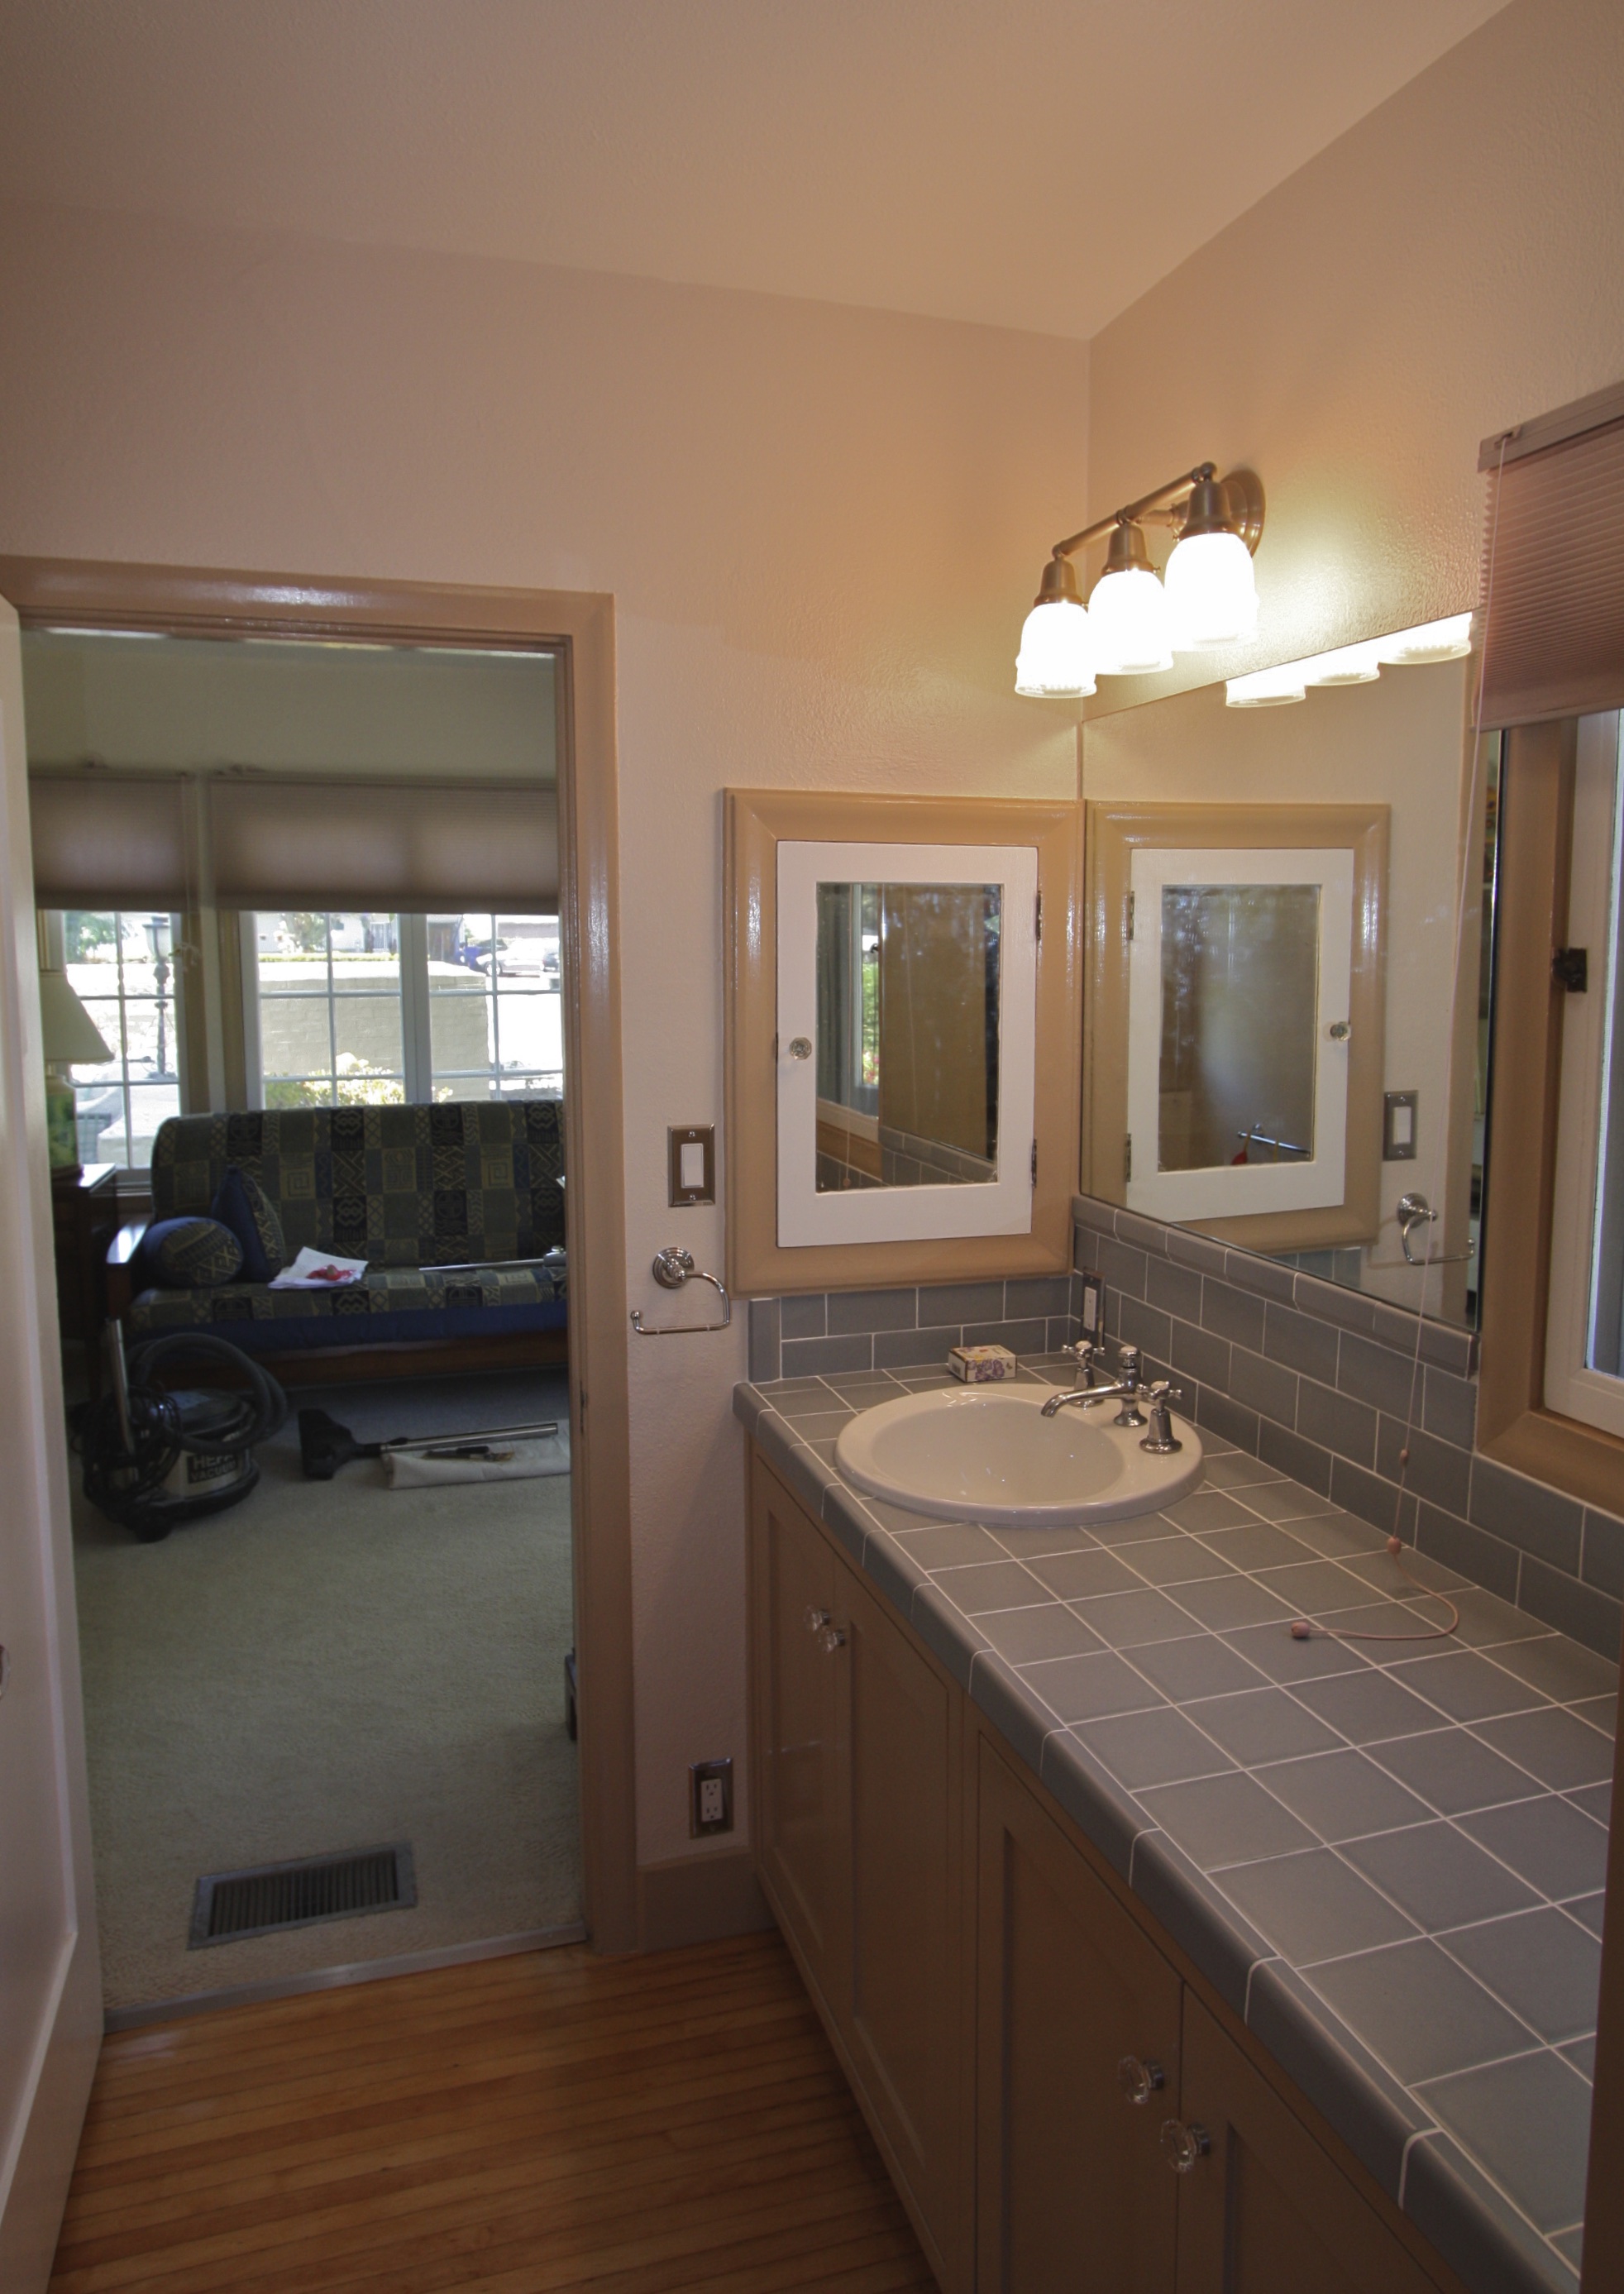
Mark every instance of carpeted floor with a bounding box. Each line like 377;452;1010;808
70;1368;580;2014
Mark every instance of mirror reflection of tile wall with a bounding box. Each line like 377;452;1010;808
1082;654;1477;1327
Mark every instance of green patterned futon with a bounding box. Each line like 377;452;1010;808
125;1102;566;1354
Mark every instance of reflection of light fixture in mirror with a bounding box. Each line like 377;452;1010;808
1302;642;1383;686
39;968;113;1173
1016;461;1264;695
1015;552;1095;696
1375;613;1474;665
1225;613;1474;708
1225;662;1309;708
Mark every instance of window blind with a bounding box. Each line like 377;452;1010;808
28;775;191;908
1479;381;1624;727
210;781;558;910
31;775;559;912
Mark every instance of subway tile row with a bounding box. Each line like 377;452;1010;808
746;1272;1084;1384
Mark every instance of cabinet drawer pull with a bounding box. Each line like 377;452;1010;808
805;1608;831;1634
1118;2055;1165;2105
1160;2120;1211;2174
817;1624;847;1653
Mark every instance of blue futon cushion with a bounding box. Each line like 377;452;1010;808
210;1167;288;1283
141;1216;245;1288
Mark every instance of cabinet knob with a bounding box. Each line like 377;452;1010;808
1159;2120;1211;2175
805;1608;831;1634
1117;2055;1166;2106
818;1624;847;1654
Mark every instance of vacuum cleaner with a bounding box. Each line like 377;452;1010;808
299;1409;566;1486
79;1324;289;1541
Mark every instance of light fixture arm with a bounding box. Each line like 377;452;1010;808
1046;462;1264;566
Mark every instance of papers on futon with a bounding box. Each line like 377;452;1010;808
269;1247;370;1290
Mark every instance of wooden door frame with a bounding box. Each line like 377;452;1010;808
0;554;638;1957
1475;717;1624;1510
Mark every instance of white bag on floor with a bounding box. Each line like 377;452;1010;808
384;1430;571;1488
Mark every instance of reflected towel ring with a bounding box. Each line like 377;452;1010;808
630;1246;732;1336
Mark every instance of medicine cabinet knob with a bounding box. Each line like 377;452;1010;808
1327;1019;1351;1042
1117;2055;1165;2106
805;1608;831;1634
1160;2120;1211;2175
817;1624;847;1654
786;1036;813;1061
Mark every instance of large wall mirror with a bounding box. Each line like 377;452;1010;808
1081;649;1483;1328
726;791;1081;1296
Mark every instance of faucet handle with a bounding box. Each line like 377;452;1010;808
1140;1383;1185;1455
1116;1343;1142;1382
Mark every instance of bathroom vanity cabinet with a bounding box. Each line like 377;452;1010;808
748;1451;1464;2294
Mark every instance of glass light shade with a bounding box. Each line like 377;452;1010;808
1163;528;1259;649
1014;599;1096;697
1374;613;1474;666
1087;568;1173;676
1225;663;1307;708
1300;641;1383;686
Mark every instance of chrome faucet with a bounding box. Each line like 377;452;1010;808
1139;1381;1185;1455
1041;1341;1148;1427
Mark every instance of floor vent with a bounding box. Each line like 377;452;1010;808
189;1844;417;1948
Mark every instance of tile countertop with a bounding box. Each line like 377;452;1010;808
734;1355;1618;2294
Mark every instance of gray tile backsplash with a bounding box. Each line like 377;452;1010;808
1068;1190;1624;1661
748;1271;1088;1385
748;1193;1624;1661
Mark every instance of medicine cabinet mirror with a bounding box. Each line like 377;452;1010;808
726;791;1081;1297
1082;652;1481;1326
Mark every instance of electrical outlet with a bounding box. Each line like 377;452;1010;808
690;1757;733;1838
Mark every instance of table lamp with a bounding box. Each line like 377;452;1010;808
38;968;112;1174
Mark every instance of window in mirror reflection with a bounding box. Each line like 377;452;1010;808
1158;884;1321;1173
1546;710;1624;1434
814;881;1001;1191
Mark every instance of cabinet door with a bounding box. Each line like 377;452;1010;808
1173;1995;1442;2294
843;1567;970;2285
977;1737;1182;2294
749;1457;849;2019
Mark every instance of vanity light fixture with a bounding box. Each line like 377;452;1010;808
1225;613;1474;708
1015;462;1264;698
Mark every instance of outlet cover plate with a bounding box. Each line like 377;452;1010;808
690;1757;733;1838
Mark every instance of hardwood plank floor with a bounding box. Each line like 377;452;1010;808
50;1932;937;2293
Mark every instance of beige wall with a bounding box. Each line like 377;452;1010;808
1083;0;1624;711
0;197;1086;1868
21;630;556;781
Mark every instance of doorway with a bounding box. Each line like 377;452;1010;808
3;557;636;2026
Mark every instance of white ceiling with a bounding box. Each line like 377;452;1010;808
0;0;1509;342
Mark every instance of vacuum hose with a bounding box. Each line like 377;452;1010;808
79;1332;288;1537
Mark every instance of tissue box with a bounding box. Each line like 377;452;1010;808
947;1343;1018;1383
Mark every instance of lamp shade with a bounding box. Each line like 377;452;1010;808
1301;642;1383;686
1374;613;1474;666
1164;528;1259;649
1225;663;1307;708
38;968;112;1065
1087;569;1173;676
1015;599;1096;697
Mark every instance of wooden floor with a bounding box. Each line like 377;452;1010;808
49;1931;936;2294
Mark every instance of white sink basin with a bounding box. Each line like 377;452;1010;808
834;1384;1203;1527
